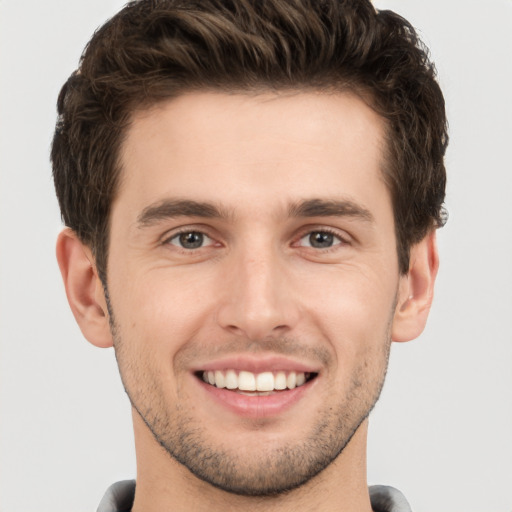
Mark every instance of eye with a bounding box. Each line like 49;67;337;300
168;231;213;250
298;230;344;249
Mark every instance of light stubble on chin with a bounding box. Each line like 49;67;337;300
107;289;394;497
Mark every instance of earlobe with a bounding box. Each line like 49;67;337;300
391;230;439;343
56;228;113;348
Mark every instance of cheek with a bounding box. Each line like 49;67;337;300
109;265;219;352
299;265;397;355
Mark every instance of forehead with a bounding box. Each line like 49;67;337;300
116;91;388;220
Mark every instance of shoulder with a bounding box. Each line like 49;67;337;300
96;480;135;512
369;485;413;512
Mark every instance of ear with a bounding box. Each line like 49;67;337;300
56;228;113;348
391;230;439;342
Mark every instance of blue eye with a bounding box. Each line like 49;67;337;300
299;231;342;249
169;231;212;249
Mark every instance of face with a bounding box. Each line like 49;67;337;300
106;91;403;495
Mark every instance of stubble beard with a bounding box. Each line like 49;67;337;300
145;358;389;497
107;290;393;497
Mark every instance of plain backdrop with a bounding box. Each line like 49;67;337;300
1;1;511;511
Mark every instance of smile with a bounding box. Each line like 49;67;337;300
200;370;316;394
195;364;319;417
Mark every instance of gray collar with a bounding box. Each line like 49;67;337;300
97;480;412;512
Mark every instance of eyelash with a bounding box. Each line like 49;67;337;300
294;227;350;251
161;226;350;254
162;228;217;251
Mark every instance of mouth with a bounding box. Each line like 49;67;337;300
196;369;318;396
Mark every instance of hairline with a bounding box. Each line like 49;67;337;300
95;84;404;284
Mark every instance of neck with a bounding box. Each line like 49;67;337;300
131;411;374;512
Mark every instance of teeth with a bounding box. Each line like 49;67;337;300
201;370;311;392
214;370;225;388
225;369;238;389
238;371;256;391
274;371;287;390
256;372;274;392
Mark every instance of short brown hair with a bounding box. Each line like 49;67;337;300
52;0;448;280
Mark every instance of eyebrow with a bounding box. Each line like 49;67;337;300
136;197;374;228
288;198;374;223
137;199;230;227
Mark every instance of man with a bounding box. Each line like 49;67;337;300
52;0;447;510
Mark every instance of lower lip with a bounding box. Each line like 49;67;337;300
196;377;315;418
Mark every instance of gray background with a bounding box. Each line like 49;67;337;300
1;1;511;510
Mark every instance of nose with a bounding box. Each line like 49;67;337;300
216;248;300;340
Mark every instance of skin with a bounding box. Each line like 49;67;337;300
57;91;438;512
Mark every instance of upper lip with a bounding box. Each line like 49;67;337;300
191;354;321;374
